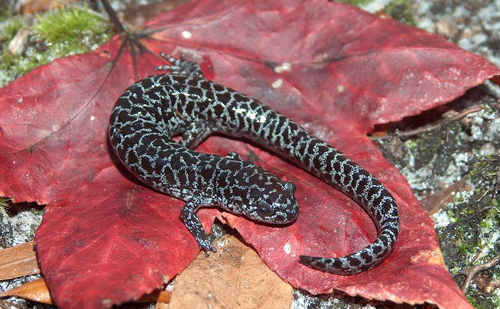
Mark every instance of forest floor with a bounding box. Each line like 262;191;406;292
1;0;499;308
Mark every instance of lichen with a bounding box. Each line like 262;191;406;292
437;157;500;308
377;90;500;308
393;120;466;198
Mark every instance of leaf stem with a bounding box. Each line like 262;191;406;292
100;0;125;34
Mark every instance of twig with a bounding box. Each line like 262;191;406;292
461;253;500;294
100;0;125;34
370;106;482;140
476;188;491;203
493;165;500;202
470;245;486;265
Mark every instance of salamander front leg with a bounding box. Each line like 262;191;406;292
155;52;204;78
225;151;243;161
180;200;217;256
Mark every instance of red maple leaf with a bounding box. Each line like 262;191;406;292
0;1;498;308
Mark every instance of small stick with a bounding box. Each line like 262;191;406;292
461;253;500;294
100;0;125;34
371;106;482;140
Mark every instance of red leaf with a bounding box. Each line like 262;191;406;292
0;1;497;308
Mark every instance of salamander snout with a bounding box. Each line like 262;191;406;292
251;180;299;224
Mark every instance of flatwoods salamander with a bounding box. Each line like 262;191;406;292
109;53;399;275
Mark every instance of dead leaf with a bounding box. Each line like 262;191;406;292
139;290;171;304
0;278;53;304
0;277;170;305
154;302;170;309
0;241;39;280
20;0;77;14
421;178;471;214
169;234;293;309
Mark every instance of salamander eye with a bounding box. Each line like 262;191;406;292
284;182;296;194
256;201;273;217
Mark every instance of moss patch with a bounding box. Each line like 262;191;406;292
376;88;500;308
336;0;374;7
0;5;112;86
0;18;23;41
33;5;110;55
440;156;500;308
383;0;416;26
0;1;14;21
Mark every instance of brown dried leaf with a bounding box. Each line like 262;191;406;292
0;277;171;305
0;241;39;280
154;302;169;309
0;278;53;304
474;274;492;294
421;178;471;214
20;0;76;14
0;237;282;308
169;234;293;309
138;290;171;304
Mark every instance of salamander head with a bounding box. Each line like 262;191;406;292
221;163;299;225
250;178;299;224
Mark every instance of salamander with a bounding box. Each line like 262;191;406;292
108;53;399;275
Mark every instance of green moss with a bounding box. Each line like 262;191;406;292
404;139;416;150
1;18;23;42
0;1;14;20
402;122;463;171
33;5;110;55
467;294;481;308
469;160;489;178
0;5;112;86
336;0;373;7
467;284;500;309
383;0;416;27
378;93;499;308
436;155;500;308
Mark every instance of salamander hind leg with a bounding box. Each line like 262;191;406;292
180;200;217;256
155;52;204;78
